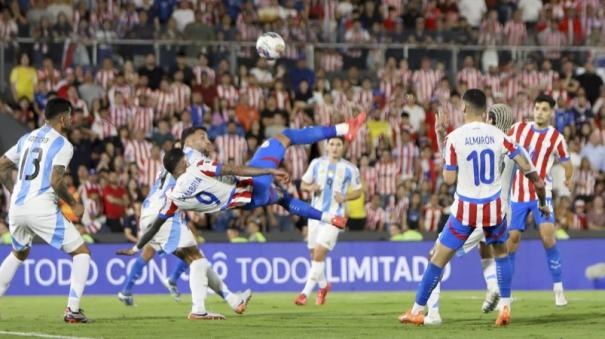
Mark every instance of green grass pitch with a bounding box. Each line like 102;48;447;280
1;291;604;338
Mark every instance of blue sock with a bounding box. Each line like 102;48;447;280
415;262;443;306
122;256;148;295
281;197;323;221
508;251;516;276
168;259;189;285
495;256;512;298
282;126;337;145
545;245;562;283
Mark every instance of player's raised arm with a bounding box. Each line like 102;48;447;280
220;162;289;181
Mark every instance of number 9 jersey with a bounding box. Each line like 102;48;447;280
443;122;520;227
5;125;74;208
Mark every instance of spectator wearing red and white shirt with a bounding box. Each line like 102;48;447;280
124;129;153;171
365;195;386;231
483;66;502;96
399;59;413;89
273;80;291;112
110;93;132;128
284;145;309;181
355;78;375;112
215;121;248;166
344;20;371;59
392;128;418;180
241;76;264;111
67;86;89;117
412;57;441;104
37;57;61;92
375;150;400;206
217;73;239;108
108;73;133;107
140;145;163;189
130;94;155;137
423;195;442;232
193;53;215;85
360;155;377;201
478;10;503;46
520;61;540;89
172;70;192;113
539;20;567;59
457;56;484;90
539;59;560;93
95;58;117;89
571;199;588;230
320;50;344;73
574;157;597;198
504;10;528;46
155;78;176;119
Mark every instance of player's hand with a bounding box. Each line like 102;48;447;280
116;248;137;256
72;203;85;218
565;178;574;191
334;192;346;204
435;108;448;135
538;203;551;219
307;183;321;196
271;169;290;184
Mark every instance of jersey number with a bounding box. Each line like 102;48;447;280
19;147;44;181
466;149;495;186
195;191;221;206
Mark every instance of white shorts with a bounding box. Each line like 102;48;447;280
140;214;196;253
9;204;84;253
307;219;340;251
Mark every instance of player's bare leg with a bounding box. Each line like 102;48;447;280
118;245;156;306
539;222;567;306
174;246;225;320
0;248;30;296
479;242;500;313
297;245;331;306
64;244;92;324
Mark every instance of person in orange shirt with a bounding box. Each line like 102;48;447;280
235;93;260;132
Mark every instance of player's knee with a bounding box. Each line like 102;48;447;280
12;248;30;261
69;244;90;256
313;246;328;261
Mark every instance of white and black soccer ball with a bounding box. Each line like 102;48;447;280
256;32;286;59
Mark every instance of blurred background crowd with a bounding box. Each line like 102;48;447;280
0;0;604;245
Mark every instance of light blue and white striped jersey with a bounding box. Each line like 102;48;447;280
4;125;74;208
301;156;362;216
140;147;205;221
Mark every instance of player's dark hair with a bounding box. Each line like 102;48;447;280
462;89;486;114
163;148;185;175
534;93;556;108
180;126;207;144
45;97;72;121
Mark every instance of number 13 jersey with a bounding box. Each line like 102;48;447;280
4;124;74;209
443;122;520;227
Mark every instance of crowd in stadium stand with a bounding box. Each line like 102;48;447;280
1;0;605;244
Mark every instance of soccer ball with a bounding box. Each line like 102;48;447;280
256;32;286;59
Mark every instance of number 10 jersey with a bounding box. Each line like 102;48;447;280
443;121;520;227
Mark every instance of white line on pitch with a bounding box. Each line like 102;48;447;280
0;331;99;339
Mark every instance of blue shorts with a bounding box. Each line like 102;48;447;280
439;215;509;251
244;138;286;209
510;199;555;232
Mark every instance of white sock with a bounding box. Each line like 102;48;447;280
0;253;23;296
426;282;440;316
190;258;210;314
317;268;328;289
320;213;333;224
302;261;325;296
67;253;91;312
412;302;425;315
553;282;564;291
482;258;499;293
500;297;512;309
335;123;349;136
207;265;235;303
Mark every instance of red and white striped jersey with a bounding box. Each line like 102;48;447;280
392;142;418;178
444;122;520;227
457;67;484;89
91;114;117;139
509;122;570;202
193;65;215;85
241;86;264;111
109;85;132;106
574;169;596;196
539;70;559;93
365;203;386;230
513;100;534;122
320;53;344;72
539;30;567;58
171;121;191;140
273;90;290;111
155;91;175;119
502;75;521;102
140;157;163;189
375;160;399;195
423;206;442;232
37;68;61;92
380;79;395;102
215;134;248;166
124;139;153;170
483;74;502;95
520;70;540;89
135;86;154;100
285;145;309;181
331;89;348;108
96;68;116;89
441;101;464;129
360;165;377;200
400;69;413;88
131;106;155;137
314;102;337;125
110;105;132;128
570;213;588;230
172;82;191;113
412;69;440;104
355;89;374;112
388;196;409;225
217;84;239;107
503;21;527;45
71;98;89;117
346;125;368;161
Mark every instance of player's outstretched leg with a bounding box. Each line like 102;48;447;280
494;253;513;327
64;244;92;324
279;111;366;147
539;222;567;306
118;246;155;306
207;265;252;314
479;243;500;313
424;282;442;325
162;259;189;302
277;188;347;228
0;249;28;296
296;244;331;306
